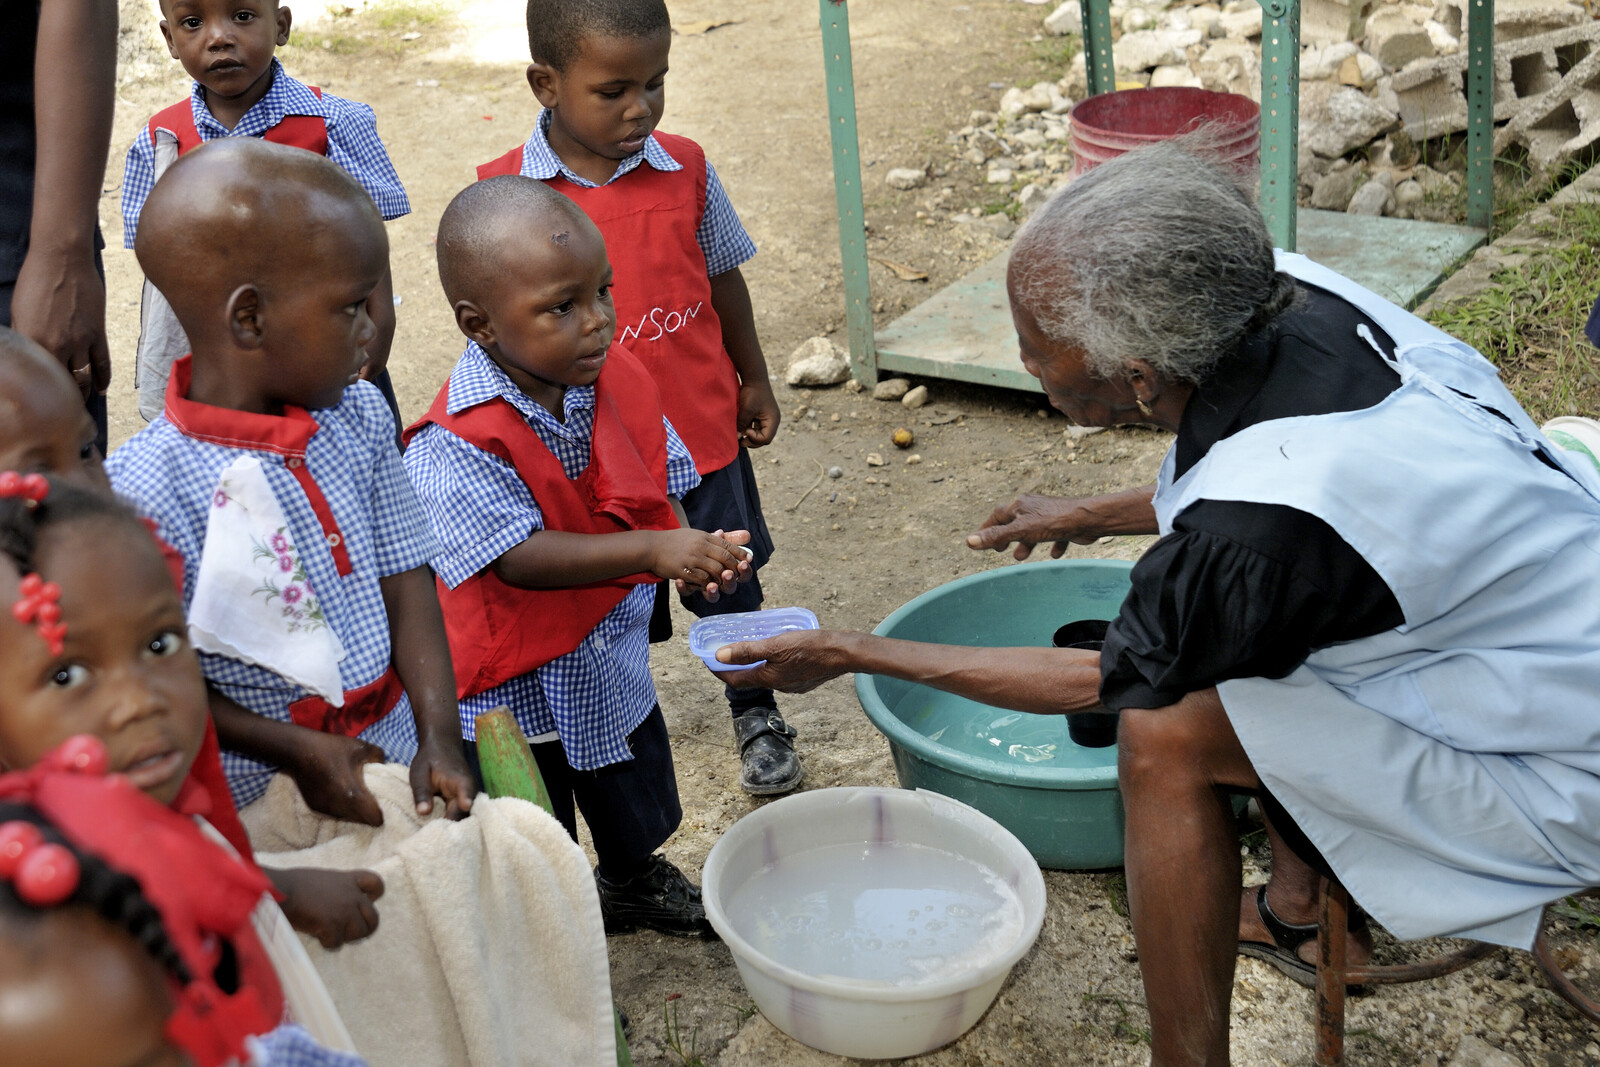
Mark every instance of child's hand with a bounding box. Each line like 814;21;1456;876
269;866;385;949
289;732;387;827
410;735;477;820
737;381;781;448
651;528;751;601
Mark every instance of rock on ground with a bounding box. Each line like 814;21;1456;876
872;377;911;401
902;384;930;409
884;167;926;190
1044;0;1082;34
1447;1035;1526;1067
1311;162;1364;210
1347;171;1397;215
1304;86;1400;157
784;337;850;387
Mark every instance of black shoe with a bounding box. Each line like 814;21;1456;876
733;708;802;796
596;855;717;939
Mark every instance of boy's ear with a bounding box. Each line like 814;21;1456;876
227;285;266;349
275;6;293;46
158;20;180;61
526;62;560;109
454;300;496;347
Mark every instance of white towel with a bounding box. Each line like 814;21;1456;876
242;766;617;1067
188;456;346;705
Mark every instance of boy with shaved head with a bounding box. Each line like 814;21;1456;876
405;176;751;938
105;138;476;826
480;0;804;796
121;0;410;425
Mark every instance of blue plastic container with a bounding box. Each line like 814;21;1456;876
855;560;1134;870
689;607;819;672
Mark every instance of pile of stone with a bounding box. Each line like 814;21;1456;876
891;0;1598;224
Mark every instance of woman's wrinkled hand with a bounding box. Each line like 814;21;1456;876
713;629;847;694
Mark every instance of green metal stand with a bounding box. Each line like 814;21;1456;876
1466;0;1495;228
819;0;878;385
1256;0;1302;251
1079;0;1117;97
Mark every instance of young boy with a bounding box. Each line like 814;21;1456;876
404;177;750;937
121;0;410;425
478;0;801;796
106;138;476;826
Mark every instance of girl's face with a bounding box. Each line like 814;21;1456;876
0;909;189;1067
0;521;208;806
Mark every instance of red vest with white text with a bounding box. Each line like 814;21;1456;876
477;133;739;474
403;346;679;699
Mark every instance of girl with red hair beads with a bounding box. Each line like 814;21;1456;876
0;737;365;1066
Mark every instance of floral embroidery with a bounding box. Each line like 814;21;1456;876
249;526;327;633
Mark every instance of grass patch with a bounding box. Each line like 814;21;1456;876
1425;201;1600;422
280;0;456;58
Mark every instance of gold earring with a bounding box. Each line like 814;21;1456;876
1136;398;1154;417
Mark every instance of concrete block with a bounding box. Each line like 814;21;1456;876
1365;8;1436;70
1433;0;1584;44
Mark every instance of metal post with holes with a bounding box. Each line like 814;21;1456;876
819;0;878;385
1465;0;1495;229
1256;0;1301;251
1079;0;1118;97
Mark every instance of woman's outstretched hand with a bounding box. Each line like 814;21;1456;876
713;629;848;694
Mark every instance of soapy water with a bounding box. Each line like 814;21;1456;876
895;690;1117;769
723;841;1025;986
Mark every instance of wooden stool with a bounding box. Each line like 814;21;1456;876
1313;878;1494;1066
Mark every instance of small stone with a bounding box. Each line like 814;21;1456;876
1310;164;1363;211
1347;172;1396;216
1122;5;1157;32
1113;28;1202;72
905;453;923;464
1217;5;1262;36
1489;1004;1525;1035
987;167;1015;184
892;427;915;449
1021;81;1056;112
1395;178;1424;207
784;337;851;387
827;466;844;479
1448;1034;1525;1067
977;213;1016;240
873;377;910;401
1045;0;1082;34
866;453;885;467
1013;128;1048;149
1151;63;1204;88
998;87;1029;119
885;167;926;190
842;377;864;394
1301;41;1359;80
1424;17;1460;52
962;146;987;165
902;385;930;409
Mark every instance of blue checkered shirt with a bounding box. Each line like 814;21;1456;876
121;59;410;247
403;342;700;767
510;110;756;277
248;1025;368;1067
106;381;440;808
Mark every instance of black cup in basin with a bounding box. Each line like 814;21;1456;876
1051;619;1118;749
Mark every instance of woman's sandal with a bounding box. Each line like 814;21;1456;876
1237;884;1321;987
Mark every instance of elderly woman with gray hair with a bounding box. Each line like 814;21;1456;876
717;140;1600;1065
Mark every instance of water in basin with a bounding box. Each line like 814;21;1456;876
722;841;1024;986
893;688;1118;770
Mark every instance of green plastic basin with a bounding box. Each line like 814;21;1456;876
855;559;1134;870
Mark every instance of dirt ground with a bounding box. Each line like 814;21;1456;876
100;1;1600;1064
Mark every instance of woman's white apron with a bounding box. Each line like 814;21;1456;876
1152;253;1600;947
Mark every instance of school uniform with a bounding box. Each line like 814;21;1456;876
121;59;410;423
404;341;699;876
479;111;782;720
106;358;439;808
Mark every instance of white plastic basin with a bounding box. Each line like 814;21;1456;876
702;787;1047;1059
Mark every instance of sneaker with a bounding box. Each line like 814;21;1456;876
733;708;803;796
595;855;717;939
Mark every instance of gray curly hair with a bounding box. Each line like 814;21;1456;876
1009;138;1296;384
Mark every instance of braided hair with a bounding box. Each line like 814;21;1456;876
0;477;147;578
0;802;191;984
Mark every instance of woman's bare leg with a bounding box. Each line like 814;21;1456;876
1119;690;1260;1067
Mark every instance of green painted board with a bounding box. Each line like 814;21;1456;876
872;209;1484;395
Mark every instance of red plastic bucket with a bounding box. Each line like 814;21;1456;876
1068;87;1260;178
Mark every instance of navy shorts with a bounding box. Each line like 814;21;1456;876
658;448;776;633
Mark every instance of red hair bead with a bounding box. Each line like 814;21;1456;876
15;843;79;906
0;821;43;878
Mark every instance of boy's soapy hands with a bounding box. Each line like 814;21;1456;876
651;527;752;602
737;381;781;448
269;866;385;949
290;731;387;827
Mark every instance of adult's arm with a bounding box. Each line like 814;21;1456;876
967;486;1159;561
715;629;1104;716
12;0;117;397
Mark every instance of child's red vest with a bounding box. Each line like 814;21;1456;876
403;346;679;699
477;132;740;475
146;89;328;156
